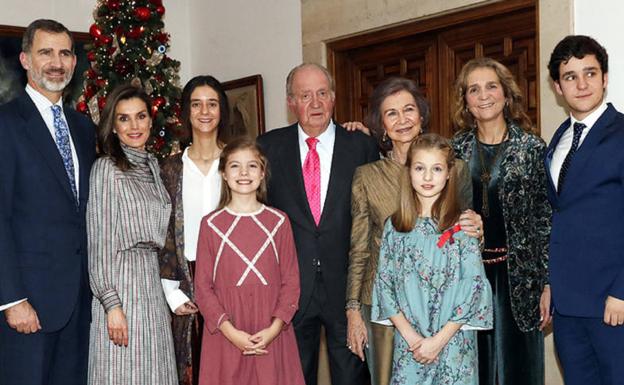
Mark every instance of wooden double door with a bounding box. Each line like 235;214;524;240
328;0;538;138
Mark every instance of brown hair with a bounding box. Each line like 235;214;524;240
367;77;430;155
180;75;230;147
98;84;152;171
452;57;533;133
217;137;269;209
391;133;461;233
22;19;74;53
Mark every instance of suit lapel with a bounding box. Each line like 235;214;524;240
318;126;349;228
560;105;617;200
279;125;317;228
544;117;570;203
18;95;76;201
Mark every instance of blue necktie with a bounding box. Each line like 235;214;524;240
51;105;78;202
557;122;586;194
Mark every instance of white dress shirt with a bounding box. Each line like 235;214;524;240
161;147;222;312
298;120;336;212
0;86;80;312
550;102;608;190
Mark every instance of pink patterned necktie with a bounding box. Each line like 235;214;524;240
303;137;321;225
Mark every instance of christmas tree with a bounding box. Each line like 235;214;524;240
79;0;182;157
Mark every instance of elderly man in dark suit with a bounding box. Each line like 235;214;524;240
545;35;624;385
0;19;95;385
257;63;379;385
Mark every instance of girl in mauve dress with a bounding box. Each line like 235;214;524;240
194;137;305;385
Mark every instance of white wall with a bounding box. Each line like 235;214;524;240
574;0;623;108
187;0;302;130
0;0;300;129
0;0;93;31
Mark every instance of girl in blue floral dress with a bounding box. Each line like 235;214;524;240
372;133;493;385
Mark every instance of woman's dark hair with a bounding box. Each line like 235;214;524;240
367;77;430;155
217;137;269;209
98;84;152;171
180;75;230;146
391;133;461;233
548;35;608;82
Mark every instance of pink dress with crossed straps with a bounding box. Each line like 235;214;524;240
194;205;305;385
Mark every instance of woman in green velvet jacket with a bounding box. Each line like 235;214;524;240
450;57;552;385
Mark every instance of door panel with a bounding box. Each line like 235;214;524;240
328;0;537;138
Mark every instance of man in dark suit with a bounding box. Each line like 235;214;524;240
258;63;379;385
545;35;624;385
0;19;95;385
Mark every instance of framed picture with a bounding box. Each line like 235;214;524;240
222;74;265;138
0;24;90;107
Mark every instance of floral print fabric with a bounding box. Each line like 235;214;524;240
372;218;493;385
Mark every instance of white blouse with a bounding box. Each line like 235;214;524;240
161;147;222;311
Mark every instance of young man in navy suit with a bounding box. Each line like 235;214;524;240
0;19;95;385
257;63;379;385
545;35;624;385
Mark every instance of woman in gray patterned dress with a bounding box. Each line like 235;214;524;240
87;84;177;385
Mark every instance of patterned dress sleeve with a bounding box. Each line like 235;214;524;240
449;235;493;330
529;139;552;285
194;216;229;333
87;158;121;312
346;167;370;302
271;216;300;325
371;220;399;321
158;157;184;281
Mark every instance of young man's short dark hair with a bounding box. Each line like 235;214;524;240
548;35;608;82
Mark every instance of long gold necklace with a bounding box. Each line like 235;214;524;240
475;127;507;217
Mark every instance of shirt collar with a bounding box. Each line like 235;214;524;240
182;146;191;164
297;119;336;148
25;84;64;114
570;101;608;130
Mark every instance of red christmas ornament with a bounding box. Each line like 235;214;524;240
114;25;125;37
87;51;96;62
153;137;165;151
107;0;120;10
151;96;166;117
84;84;96;99
98;97;107;111
96;78;107;87
76;101;88;114
100;35;112;45
89;24;102;39
172;103;181;117
156;32;169;44
86;68;97;79
134;6;151;21
127;26;143;39
155;5;165;16
153;96;166;108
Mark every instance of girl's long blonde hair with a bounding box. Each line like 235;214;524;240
391;133;461;232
